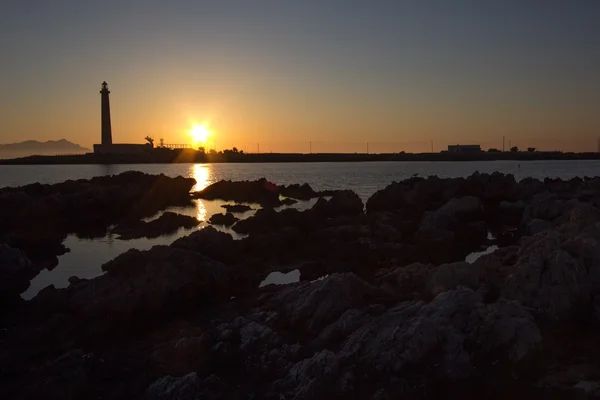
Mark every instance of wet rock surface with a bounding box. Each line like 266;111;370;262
221;203;252;213
0;244;36;309
192;178;281;206
0;171;196;271
7;172;600;398
113;212;200;240
193;178;342;207
208;212;239;227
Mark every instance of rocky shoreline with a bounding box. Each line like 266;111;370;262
3;171;600;398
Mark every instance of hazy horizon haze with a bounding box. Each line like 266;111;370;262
1;1;600;153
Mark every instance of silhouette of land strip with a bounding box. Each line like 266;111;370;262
0;139;90;159
1;147;600;164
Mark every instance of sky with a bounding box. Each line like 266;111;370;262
1;0;600;153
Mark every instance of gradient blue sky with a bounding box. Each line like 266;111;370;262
1;1;599;152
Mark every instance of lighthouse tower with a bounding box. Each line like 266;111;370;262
93;81;147;155
100;81;112;145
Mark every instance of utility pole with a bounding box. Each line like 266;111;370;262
367;142;369;154
430;140;434;153
309;141;312;154
503;136;505;152
257;143;260;154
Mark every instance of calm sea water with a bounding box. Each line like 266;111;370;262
2;160;599;299
3;160;600;199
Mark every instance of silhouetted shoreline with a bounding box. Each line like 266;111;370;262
1;149;600;164
5;172;600;397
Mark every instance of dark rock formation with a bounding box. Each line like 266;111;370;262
144;373;201;400
208;212;239;227
280;183;318;200
0;171;195;267
0;244;36;309
280;198;298;206
192;178;280;206
7;173;600;398
279;183;341;200
196;179;344;207
417;196;484;242
49;246;230;338
232;207;314;234
232;191;364;235
113;212;199;239
172;226;239;264
221;204;252;213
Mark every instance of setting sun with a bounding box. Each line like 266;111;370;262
190;124;210;145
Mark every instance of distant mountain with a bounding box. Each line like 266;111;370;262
0;139;90;159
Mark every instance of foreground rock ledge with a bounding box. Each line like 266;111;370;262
0;171;196;269
5;172;600;398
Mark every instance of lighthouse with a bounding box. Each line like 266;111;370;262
93;82;148;155
100;81;112;145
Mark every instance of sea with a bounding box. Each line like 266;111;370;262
2;160;599;299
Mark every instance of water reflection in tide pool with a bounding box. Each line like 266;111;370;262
23;194;318;300
260;270;301;288
23;232;174;299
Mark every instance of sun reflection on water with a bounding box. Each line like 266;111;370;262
191;164;213;222
191;164;212;192
195;199;208;222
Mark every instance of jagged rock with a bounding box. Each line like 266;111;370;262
472;299;542;364
327;190;364;217
208;212;239;227
339;288;540;380
66;246;230;336
266;273;378;336
232;207;317;234
523;218;554;235
495;200;528;227
230;190;363;235
502;230;593;319
280;197;298;206
499;200;528;214
376;263;434;300
537;364;600;394
366;176;451;214
14;350;100;400
428;261;480;296
144;372;201;400
235;316;279;351
311;190;364;218
366;173;521;215
477;172;519;202
221;204;252;213
0;172;195;265
192;178;280;206
523;191;565;222
171;226;238;263
416;196;485;248
113;212;199;239
313;309;369;349
280;183;318;200
273;350;339;399
518;177;547;199
0;243;36;308
8;173;600;398
150;330;212;376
